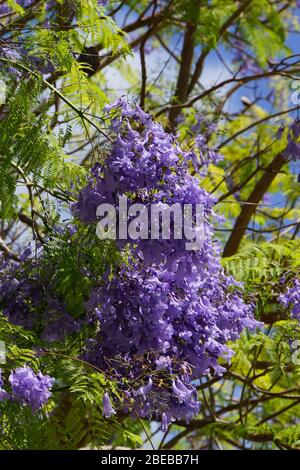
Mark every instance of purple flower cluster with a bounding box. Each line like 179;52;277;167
85;266;257;374
279;278;300;320
73;99;261;428
72;99;219;273
283;119;300;161
84;263;259;425
0;99;261;427
0;366;54;412
9;367;55;412
181;114;223;172
0;252;80;341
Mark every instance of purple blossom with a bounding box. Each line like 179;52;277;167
72;100;219;270
283;139;300;161
0;99;262;426
279;279;300;320
134;377;153;400
41;314;80;342
102;392;116;418
156;356;171;370
9;366;54;412
20;246;32;261
77;100;262;424
0;255;83;340
277;123;285;139
0;389;10;401
172;379;193;404
283;120;300;161
0;370;10;402
161;412;173;432
66;224;77;237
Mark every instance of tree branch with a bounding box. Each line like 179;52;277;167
187;0;253;95
168;1;201;129
0;235;20;261
223;151;287;257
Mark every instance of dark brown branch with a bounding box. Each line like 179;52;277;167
223;151;287;257
156;67;300;118
259;399;300;425
139;1;159;109
139;40;147;109
167;2;200;130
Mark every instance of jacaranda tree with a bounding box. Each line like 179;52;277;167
0;0;300;450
